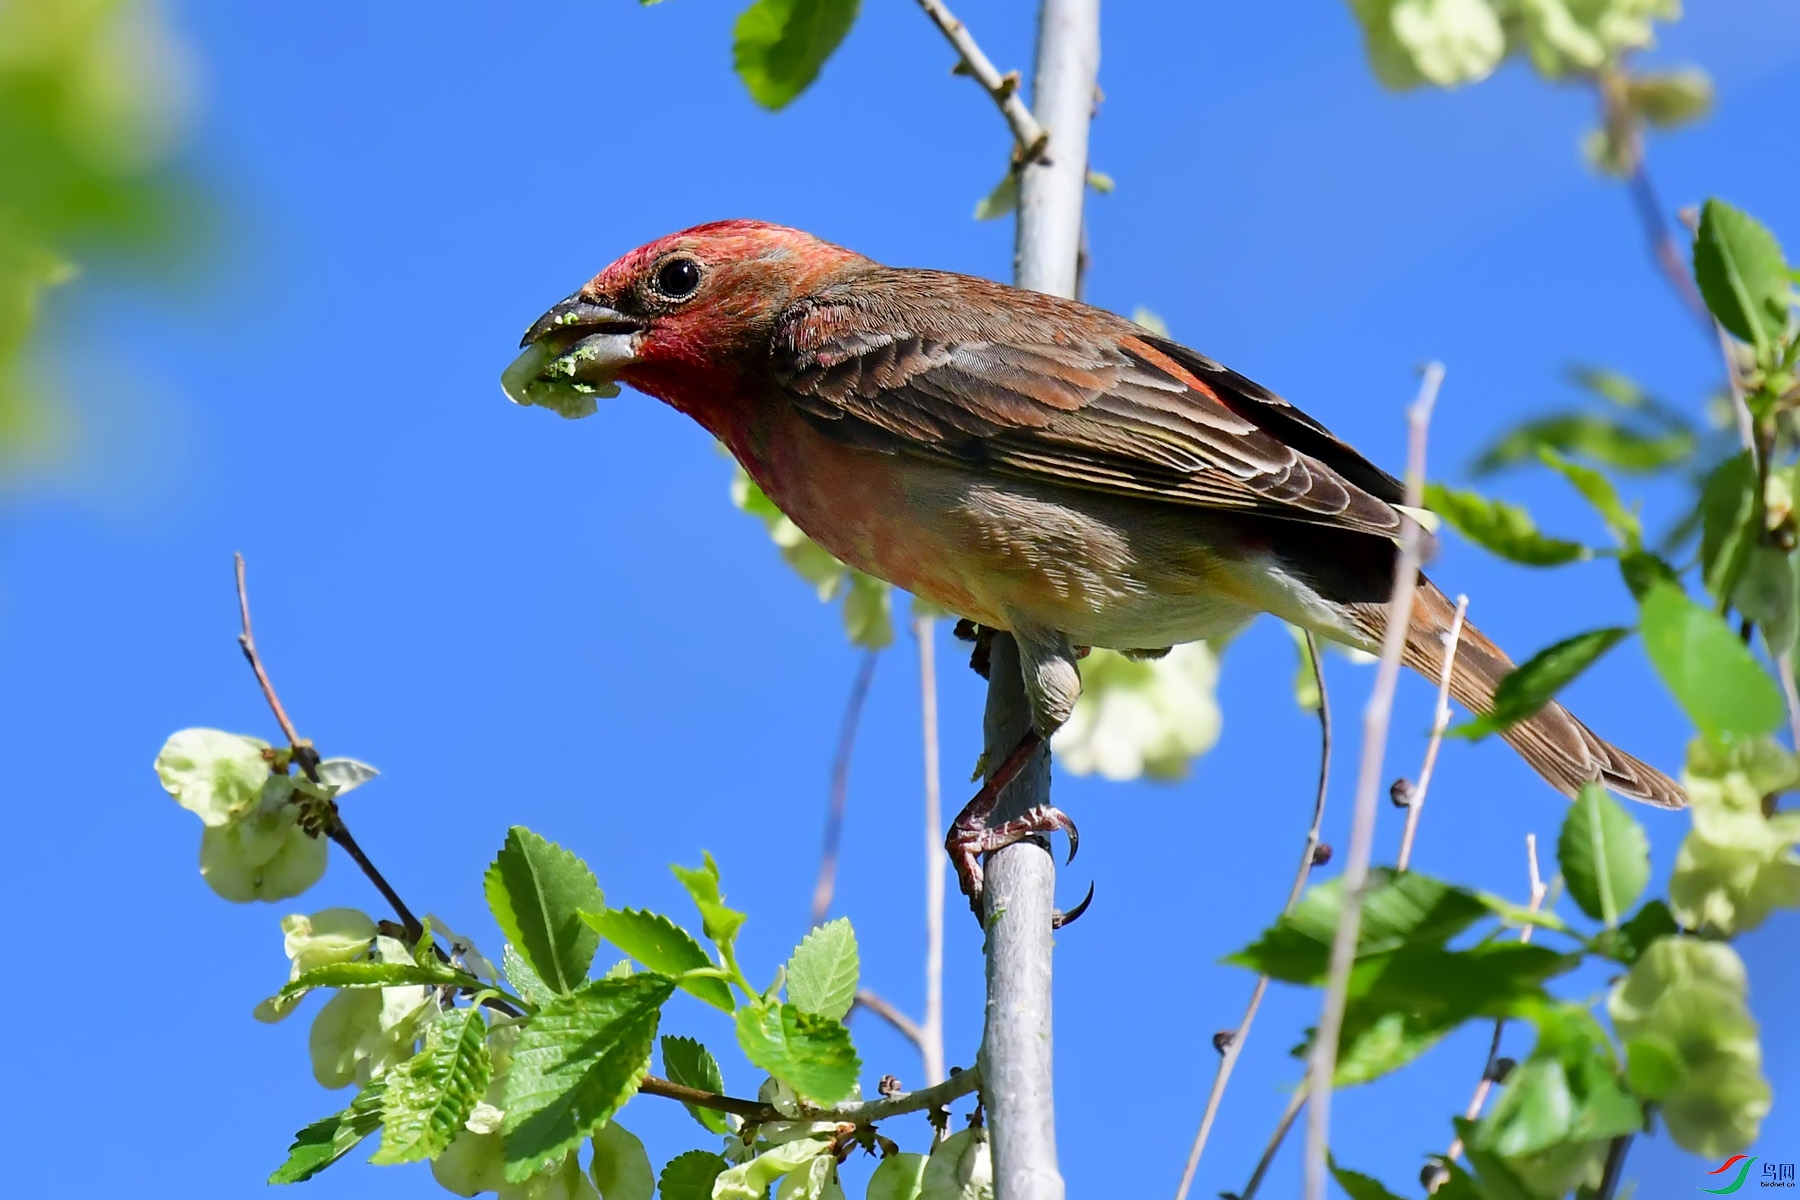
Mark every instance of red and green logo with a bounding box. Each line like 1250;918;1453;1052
1702;1155;1758;1194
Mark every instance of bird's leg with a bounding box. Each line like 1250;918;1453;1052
946;625;1085;919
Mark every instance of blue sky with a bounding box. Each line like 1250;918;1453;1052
7;1;1800;1195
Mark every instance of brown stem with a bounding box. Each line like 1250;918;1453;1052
913;0;1049;160
811;649;881;926
853;988;927;1048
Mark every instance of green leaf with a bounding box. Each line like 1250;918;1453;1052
580;908;734;1012
1733;545;1798;656
589;1119;655;1200
658;1150;729;1200
715;1138;834;1200
501;974;673;1182
504;944;553;1008
1472;413;1694;476
1624;1035;1684;1099
1620;548;1681;602
660;1035;731;1135
1700;451;1760;604
1694;199;1791;363
1226;869;1491;980
866;1153;929;1200
1603;899;1679;965
842;570;893;648
1639;582;1784;740
973;172;1018;221
280;958;469;999
1671;739;1800;934
1330;1161;1406;1200
269;1080;386;1184
371;1007;492;1165
735;1000;861;1103
484;827;604;996
1424;482;1590;566
1452;627;1630;740
1558;782;1651;927
671;852;748;955
1537;448;1640;548
785;917;859;1020
733;0;860;111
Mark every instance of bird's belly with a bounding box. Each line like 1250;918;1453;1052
740;417;1265;648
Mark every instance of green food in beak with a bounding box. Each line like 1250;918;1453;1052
502;298;642;419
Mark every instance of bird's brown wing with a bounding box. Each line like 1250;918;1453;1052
771;270;1408;540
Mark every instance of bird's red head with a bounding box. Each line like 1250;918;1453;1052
502;220;869;434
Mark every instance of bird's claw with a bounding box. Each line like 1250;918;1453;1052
1052;881;1096;929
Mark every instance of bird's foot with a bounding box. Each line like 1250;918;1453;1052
945;731;1083;921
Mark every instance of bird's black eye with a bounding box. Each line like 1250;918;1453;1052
655;257;702;299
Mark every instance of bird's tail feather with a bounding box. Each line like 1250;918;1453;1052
1358;578;1686;810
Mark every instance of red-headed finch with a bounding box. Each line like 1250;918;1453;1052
504;221;1683;902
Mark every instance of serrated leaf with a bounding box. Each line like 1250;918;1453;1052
715;1137;834;1200
501;975;673;1181
588;1119;655;1200
580;908;733;1012
1694;199;1791;362
657;1150;728;1200
735;1000;861;1103
484;827;604;996
280;958;470;999
1558;782;1650;927
1537;448;1640;547
1226;869;1490;979
785;918;858;1020
1452;627;1630;740
1424;482;1590;565
1701;451;1760;604
269;1080;386;1184
660;1035;731;1134
733;0;860;111
1639;582;1784;740
504;944;553;1008
867;1152;929;1200
371;1007;491;1165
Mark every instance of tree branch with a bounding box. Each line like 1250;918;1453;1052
1173;632;1332;1200
977;6;1099;1198
812;649;882;926
1303;362;1445;1200
1396;594;1469;873
918;615;948;1087
914;0;1048;161
853;988;927;1048
1238;1086;1308;1200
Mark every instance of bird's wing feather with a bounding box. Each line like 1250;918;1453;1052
772;271;1408;539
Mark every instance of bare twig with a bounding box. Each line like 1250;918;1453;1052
918;615;947;1087
1396;594;1469;873
1429;835;1548;1192
854;988;926;1048
234;553;306;754
1304;363;1445;1200
811;649;882;926
1239;1086;1309;1200
913;0;1048;160
642;1059;983;1127
1173;632;1332;1200
1595;1132;1635;1200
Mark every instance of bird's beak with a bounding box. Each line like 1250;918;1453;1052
501;293;645;420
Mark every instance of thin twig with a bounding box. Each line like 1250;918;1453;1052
811;649;881;926
1778;653;1800;754
1595;1132;1635;1200
1304;363;1445;1200
1173;633;1332;1200
1430;835;1548;1192
918;615;947;1087
234;553;306;754
913;0;1049;161
640;1060;983;1127
1239;1086;1308;1200
1396;594;1469;873
853;988;926;1048
234;554;424;939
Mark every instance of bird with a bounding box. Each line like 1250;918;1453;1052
503;219;1685;908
